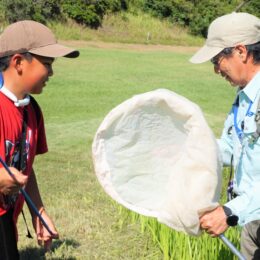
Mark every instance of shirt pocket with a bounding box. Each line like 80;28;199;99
243;116;256;134
243;116;258;147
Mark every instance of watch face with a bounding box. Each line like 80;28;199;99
227;215;239;226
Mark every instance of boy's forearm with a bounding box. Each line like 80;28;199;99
25;168;44;216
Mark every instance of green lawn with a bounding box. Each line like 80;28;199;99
18;43;237;259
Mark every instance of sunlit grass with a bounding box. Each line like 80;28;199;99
17;44;236;259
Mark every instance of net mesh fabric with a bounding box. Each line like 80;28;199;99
92;89;222;235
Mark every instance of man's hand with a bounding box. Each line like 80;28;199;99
0;167;28;195
199;206;229;237
32;207;59;252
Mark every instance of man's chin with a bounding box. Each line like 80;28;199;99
226;78;237;87
229;81;237;87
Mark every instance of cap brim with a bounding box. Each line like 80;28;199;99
189;45;223;64
29;43;79;58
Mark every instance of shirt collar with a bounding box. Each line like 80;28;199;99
0;86;30;107
241;72;260;103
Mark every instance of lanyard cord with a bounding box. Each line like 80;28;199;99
228;98;253;201
19;108;33;238
227;155;234;202
232;99;253;142
4;109;28;206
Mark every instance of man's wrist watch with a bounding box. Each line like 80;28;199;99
223;206;239;226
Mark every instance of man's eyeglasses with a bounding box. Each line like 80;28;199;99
210;47;234;66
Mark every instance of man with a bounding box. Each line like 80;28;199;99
190;12;260;259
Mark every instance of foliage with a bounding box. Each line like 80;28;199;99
0;0;62;24
0;0;127;28
142;0;259;37
143;0;193;24
120;208;241;260
240;0;260;18
61;0;102;28
118;167;241;260
188;0;234;37
0;0;259;37
61;0;128;28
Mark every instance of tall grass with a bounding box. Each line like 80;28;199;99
118;168;241;260
49;12;204;46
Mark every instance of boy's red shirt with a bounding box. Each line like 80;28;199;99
0;92;48;223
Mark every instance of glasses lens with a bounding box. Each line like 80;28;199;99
211;47;234;66
211;56;219;65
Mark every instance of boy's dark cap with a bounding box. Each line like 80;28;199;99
0;20;80;58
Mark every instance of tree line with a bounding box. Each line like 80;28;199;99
0;0;259;37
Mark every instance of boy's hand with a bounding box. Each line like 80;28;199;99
0;167;28;195
32;207;59;252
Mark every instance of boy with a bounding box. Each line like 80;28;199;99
0;20;79;259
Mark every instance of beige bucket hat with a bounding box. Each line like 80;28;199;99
190;12;260;64
0;20;79;58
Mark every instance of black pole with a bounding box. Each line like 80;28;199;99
0;157;54;236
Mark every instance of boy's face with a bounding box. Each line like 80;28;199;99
22;54;54;94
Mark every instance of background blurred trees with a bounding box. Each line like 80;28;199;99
0;0;63;24
0;0;259;37
141;0;259;37
61;0;128;28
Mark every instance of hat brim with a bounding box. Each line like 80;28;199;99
189;45;223;64
29;43;79;58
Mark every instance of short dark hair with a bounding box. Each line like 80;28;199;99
0;52;33;72
0;55;12;72
246;41;260;64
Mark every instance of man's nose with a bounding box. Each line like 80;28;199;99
213;65;220;75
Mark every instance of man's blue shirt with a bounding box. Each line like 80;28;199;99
218;72;260;226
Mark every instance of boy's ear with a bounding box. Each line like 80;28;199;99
10;54;24;74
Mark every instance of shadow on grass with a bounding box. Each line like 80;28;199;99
20;238;80;260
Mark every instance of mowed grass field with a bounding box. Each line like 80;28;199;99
17;43;236;259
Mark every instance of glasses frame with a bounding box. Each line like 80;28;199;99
211;47;234;66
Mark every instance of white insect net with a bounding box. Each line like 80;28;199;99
92;89;222;235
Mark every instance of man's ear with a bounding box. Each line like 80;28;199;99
235;45;249;63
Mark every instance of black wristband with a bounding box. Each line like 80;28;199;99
223;206;238;226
